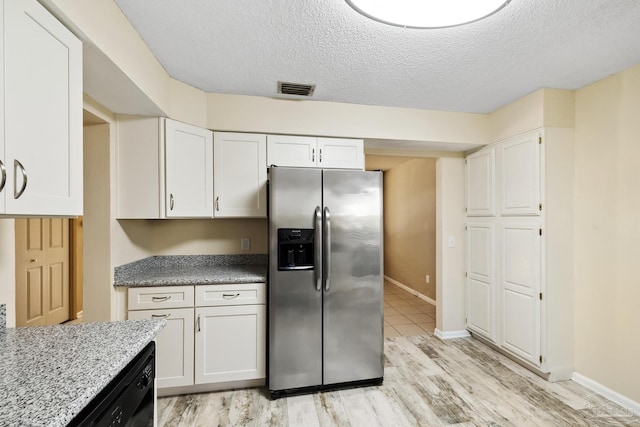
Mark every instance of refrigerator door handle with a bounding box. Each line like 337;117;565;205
314;206;322;292
323;206;331;292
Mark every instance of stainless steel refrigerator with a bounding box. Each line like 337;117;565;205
268;167;383;398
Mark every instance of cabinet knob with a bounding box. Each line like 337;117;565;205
170;193;175;210
14;160;28;199
0;160;6;193
215;196;220;212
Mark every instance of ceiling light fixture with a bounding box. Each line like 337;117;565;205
345;0;511;29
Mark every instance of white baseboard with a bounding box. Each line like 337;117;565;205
434;328;471;340
384;276;436;306
572;372;640;417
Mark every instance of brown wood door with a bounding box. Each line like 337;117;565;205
15;218;70;326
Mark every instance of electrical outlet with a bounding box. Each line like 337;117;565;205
241;237;251;251
426;274;430;284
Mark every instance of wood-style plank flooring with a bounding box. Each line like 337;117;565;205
157;333;640;426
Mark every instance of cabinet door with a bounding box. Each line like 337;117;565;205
128;308;195;388
498;132;541;216
213;132;267;217
266;135;317;167
465;147;495;216
316;138;364;169
499;221;541;366
195;305;266;384
4;0;82;215
466;222;496;341
165;119;213;217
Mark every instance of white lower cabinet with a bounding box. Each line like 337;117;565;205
127;283;266;394
128;308;194;388
195;305;266;384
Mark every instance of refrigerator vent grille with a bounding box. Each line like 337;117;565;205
278;81;316;97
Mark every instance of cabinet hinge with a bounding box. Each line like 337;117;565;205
539;355;543;364
538;137;542;145
465;317;468;325
465;207;468;213
539;228;542;236
465;272;468;277
539;293;543;300
539;203;543;211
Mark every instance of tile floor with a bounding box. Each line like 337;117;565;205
384;280;436;338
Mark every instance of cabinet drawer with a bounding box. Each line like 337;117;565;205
195;283;266;307
128;286;195;310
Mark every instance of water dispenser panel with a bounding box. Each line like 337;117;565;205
278;228;314;271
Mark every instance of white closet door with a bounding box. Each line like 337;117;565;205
498;131;541;216
499;221;541;366
466;222;496;341
165;119;213;218
466;148;496;216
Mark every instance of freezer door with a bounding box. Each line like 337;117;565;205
268;167;323;391
322;170;384;385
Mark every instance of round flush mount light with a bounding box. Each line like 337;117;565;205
345;0;511;29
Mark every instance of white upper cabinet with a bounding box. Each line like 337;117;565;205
117;117;213;219
267;135;364;169
266;135;316;168
465;147;496;216
213;132;267;218
316;137;364;169
165;120;213;218
498;131;541;216
1;0;82;216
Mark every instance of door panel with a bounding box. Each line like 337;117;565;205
466;148;495;216
16;218;70;326
498;132;541;216
268;167;323;391
322;170;383;385
266;135;316;168
164;119;213;217
500;221;541;365
466;222;495;341
316;138;364;169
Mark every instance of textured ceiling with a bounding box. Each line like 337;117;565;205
113;0;640;114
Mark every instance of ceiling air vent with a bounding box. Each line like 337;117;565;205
278;81;316;97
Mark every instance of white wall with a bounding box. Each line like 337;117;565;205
435;157;466;335
573;64;640;403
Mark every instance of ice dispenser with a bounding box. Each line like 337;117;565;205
278;228;314;270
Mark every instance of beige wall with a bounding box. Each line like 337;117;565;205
573;64;640;402
383;159;437;300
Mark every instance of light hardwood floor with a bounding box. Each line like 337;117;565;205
157;333;639;426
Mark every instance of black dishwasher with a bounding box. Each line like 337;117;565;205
69;341;155;426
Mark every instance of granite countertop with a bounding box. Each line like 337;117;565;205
114;254;268;287
0;319;165;427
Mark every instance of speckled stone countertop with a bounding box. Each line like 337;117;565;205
113;254;268;287
0;304;5;329
0;319;165;427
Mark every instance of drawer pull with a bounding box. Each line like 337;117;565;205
222;293;240;299
152;296;172;302
152;313;171;319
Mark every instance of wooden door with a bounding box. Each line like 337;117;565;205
213;132;267;218
15;218;70;326
164;119;213;218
